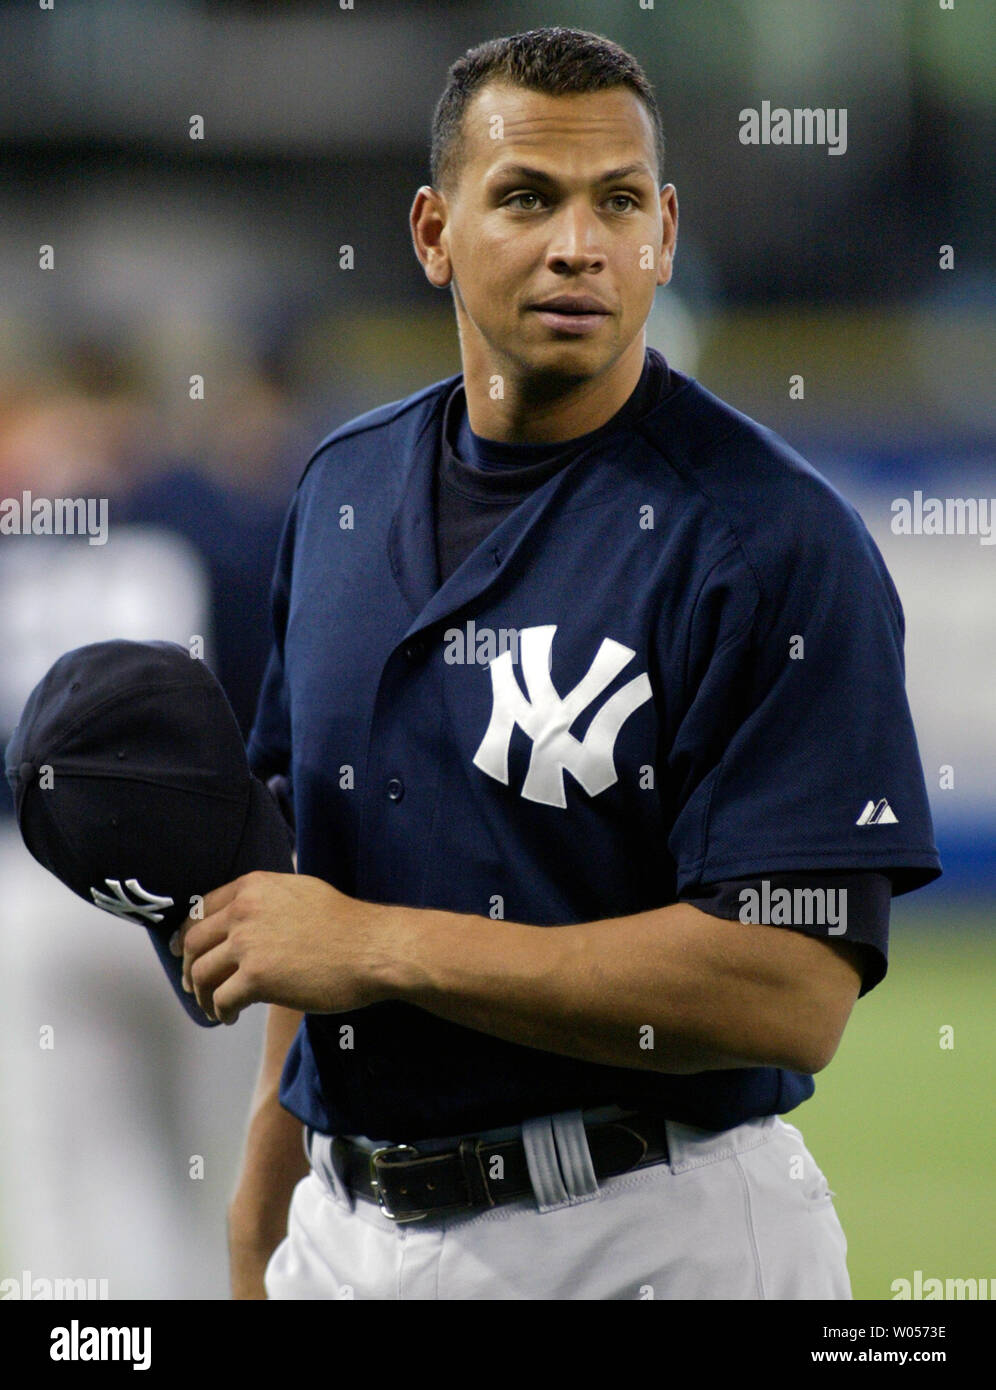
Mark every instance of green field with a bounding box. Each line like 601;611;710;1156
797;907;995;1300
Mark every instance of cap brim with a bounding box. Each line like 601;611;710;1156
145;775;295;1027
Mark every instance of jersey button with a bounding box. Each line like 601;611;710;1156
386;777;405;802
403;639;424;661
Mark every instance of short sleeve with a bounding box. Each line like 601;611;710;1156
246;498;296;787
681;871;893;997
666;494;942;899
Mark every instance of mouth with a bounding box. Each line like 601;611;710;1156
528;297;611;337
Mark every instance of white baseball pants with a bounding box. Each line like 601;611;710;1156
264;1109;852;1300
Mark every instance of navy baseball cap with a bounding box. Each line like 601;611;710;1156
4;640;295;1027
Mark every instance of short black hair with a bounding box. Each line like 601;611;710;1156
430;27;665;196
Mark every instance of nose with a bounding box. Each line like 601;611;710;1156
544;200;607;274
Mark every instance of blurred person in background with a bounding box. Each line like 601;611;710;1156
0;340;291;1297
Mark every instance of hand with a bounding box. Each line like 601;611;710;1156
170;872;395;1024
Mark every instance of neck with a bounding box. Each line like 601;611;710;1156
459;331;647;444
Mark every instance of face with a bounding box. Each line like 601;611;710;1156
412;82;677;392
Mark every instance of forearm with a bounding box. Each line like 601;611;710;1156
228;1005;309;1272
386;901;858;1076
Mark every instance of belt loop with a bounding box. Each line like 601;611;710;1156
521;1115;569;1212
328;1137;356;1211
458;1138;495;1208
522;1111;599;1212
308;1129;355;1211
552;1110;599;1204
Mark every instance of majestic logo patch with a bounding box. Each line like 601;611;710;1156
472;624;652;808
90;878;175;923
855;799;898;826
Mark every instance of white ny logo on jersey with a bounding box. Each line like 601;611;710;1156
472;624;652;808
90;878;175;924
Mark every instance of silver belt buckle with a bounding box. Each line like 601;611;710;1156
368;1144;428;1222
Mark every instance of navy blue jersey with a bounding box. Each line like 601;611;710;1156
248;349;941;1139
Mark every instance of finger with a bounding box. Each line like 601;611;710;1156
189;942;239;1021
211;970;253;1026
170;884;239;958
179;916;232;992
192;876;248;925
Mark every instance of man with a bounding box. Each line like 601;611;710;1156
175;27;940;1300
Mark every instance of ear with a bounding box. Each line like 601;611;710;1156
410;185;452;289
656;184;678;288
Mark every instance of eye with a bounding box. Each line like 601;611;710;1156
502;190;639;213
505;191;544;210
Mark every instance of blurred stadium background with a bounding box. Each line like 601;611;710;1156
0;0;991;1299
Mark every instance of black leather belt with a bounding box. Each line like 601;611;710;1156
311;1109;671;1222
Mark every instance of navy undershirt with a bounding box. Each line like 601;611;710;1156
431;349;890;987
434;349;669;585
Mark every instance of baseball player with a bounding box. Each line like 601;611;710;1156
175;27;941;1300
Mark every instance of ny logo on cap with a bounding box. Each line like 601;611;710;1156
90;878;175;924
473;624;652;808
